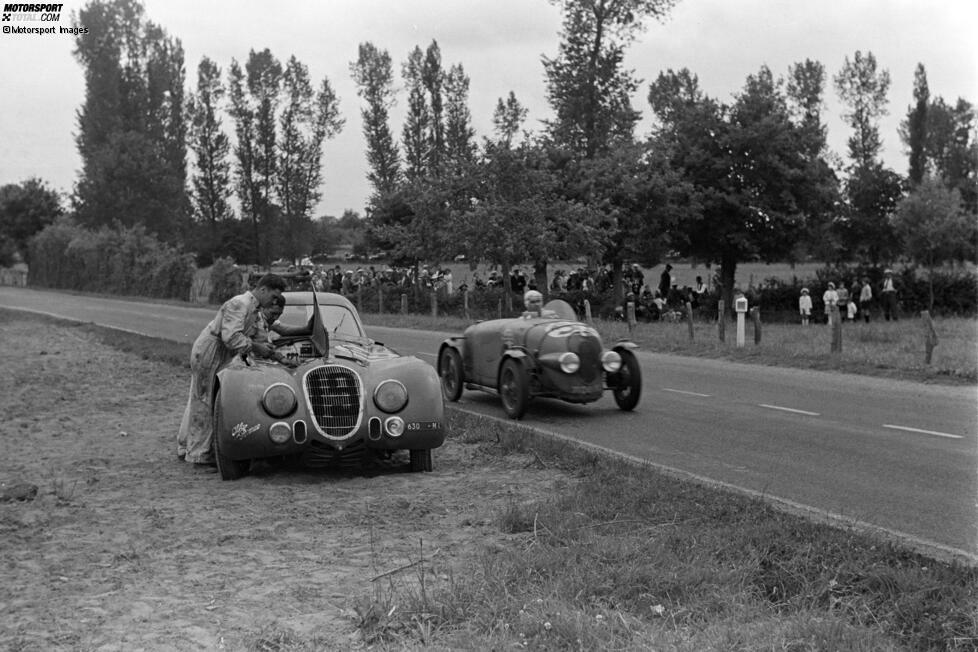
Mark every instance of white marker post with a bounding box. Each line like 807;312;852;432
734;293;748;348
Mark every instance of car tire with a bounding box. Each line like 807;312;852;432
213;388;250;481
499;358;529;420
438;347;464;402
611;349;642;411
410;449;433;472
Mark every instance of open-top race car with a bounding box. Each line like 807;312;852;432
212;292;444;480
437;300;642;419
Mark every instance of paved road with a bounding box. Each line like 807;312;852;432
2;287;976;562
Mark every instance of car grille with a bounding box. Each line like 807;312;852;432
304;365;362;438
570;332;602;383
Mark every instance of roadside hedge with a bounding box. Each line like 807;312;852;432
28;217;195;300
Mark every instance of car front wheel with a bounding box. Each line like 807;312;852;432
438;347;464;402
499;358;530;420
213;388;250;481
611;349;642;411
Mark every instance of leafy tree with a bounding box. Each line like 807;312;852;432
443;63;477;168
901;63;929;186
452;140;599;311
836;163;904;264
833;50;891;169
543;0;675;159
0;178;63;266
72;0;188;242
892;176;977;309
350;42;401;200
186;56;233;264
559;141;696;302
649;66;836;307
276;56;343;262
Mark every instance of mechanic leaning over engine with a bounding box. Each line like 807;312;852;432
176;273;286;469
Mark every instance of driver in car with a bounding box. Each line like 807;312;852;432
522;290;558;319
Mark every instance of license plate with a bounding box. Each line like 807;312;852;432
405;421;441;432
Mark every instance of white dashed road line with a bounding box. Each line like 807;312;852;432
883;424;963;440
662;388;712;397
758;404;820;417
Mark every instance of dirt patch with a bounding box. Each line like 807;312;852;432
0;316;567;650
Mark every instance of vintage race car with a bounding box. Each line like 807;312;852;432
437;300;642;419
212;292;444;480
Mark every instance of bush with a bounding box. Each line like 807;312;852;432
28;218;195;300
208;257;245;304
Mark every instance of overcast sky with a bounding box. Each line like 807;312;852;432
1;0;975;218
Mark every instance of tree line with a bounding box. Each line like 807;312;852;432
1;0;975;313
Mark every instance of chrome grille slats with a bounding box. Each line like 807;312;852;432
569;332;602;383
303;365;363;438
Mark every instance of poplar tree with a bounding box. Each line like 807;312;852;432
186;56;232;263
901;63;930;187
543;0;675;159
277;56;343;262
350;42;401;200
72;0;188;241
401;46;430;181
443;63;477;167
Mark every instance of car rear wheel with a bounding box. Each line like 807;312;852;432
499;358;529;420
410;449;433;472
611;350;642;411
438;347;464;402
213;388;250;481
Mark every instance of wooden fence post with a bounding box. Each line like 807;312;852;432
400;293;408;315
357;285;362;312
627;301;636;336
431;291;438;318
717;300;725;342
921;310;939;364
378;288;384;314
497;299;502;319
830;304;842;353
584;299;593;324
750;307;761;345
685;301;694;341
463;289;470;321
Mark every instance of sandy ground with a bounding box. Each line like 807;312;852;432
0;315;567;651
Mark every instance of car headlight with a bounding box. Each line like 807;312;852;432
385;416;405;437
373;379;408;413
262;383;297;418
559;352;580;374
602;350;622;373
268;422;291;444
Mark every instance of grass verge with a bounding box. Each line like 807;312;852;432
360;411;978;651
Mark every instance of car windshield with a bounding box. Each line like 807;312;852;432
279;304;364;340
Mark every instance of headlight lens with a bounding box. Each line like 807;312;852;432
268;422;291;444
602;350;622;373
374;379;408;413
385;416;405;437
559;352;580;374
262;383;297;418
